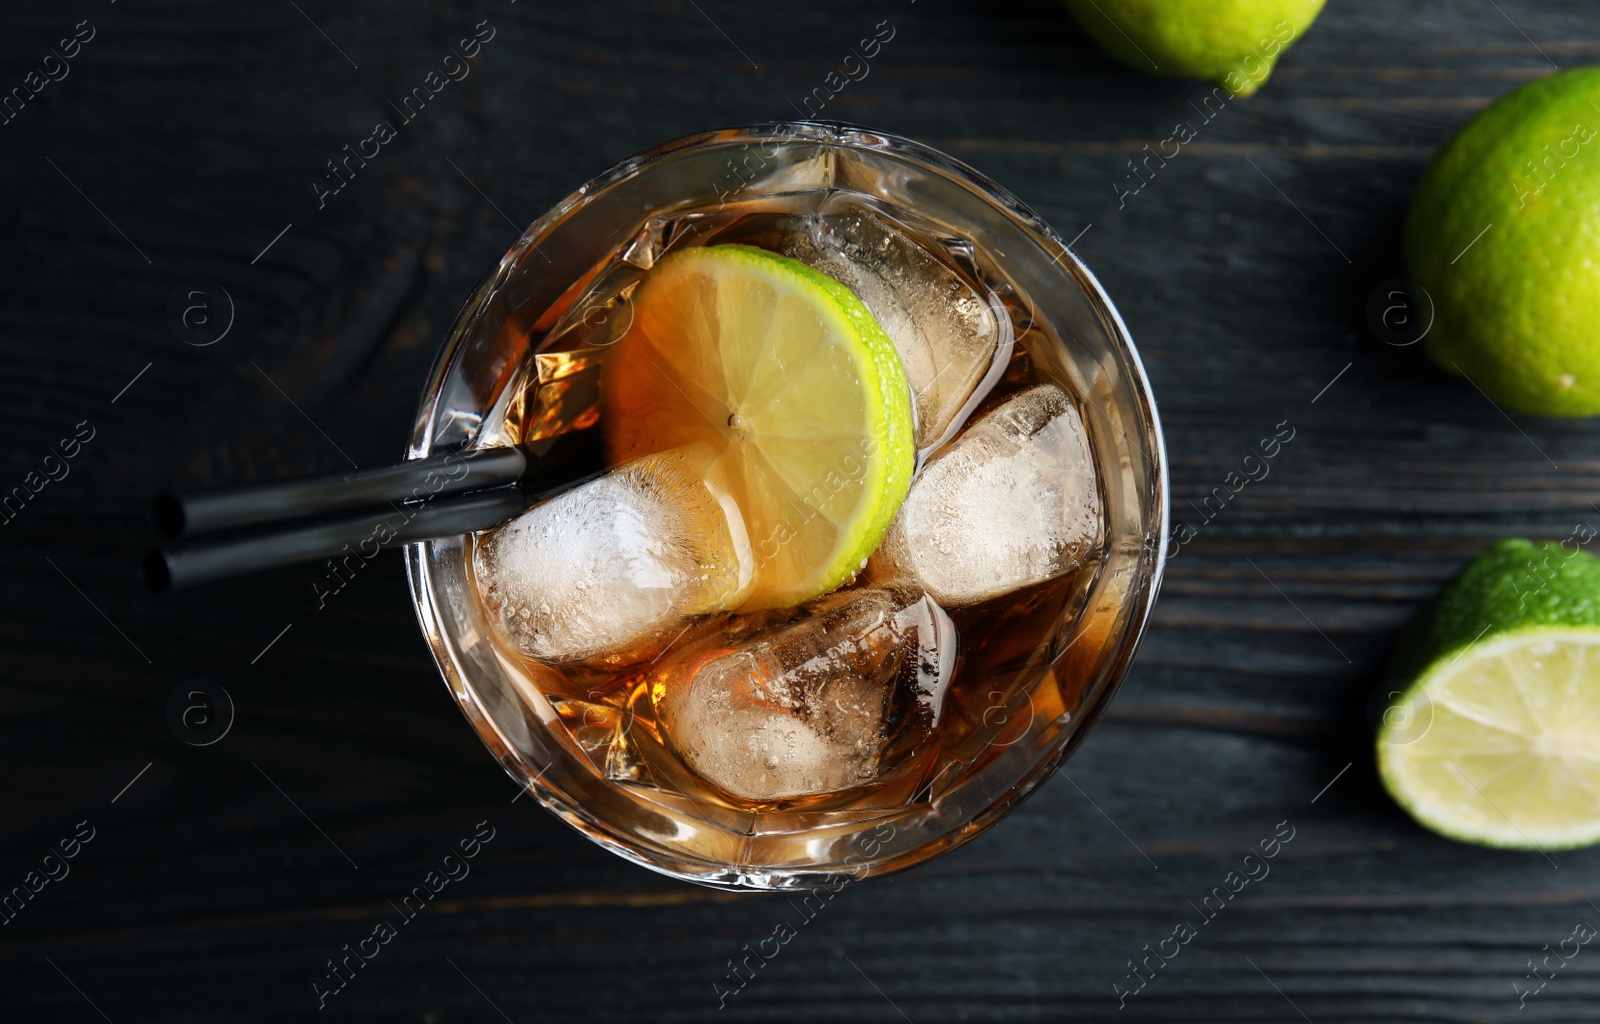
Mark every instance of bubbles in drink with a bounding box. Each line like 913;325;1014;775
871;384;1102;607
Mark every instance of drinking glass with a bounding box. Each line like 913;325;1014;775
405;123;1168;889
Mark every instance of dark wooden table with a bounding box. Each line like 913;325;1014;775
4;1;1598;1020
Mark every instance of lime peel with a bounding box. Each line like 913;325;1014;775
1405;67;1600;417
1062;0;1327;97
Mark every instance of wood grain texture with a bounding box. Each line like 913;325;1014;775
3;1;1599;1021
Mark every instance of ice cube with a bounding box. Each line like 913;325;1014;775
652;587;956;802
871;384;1102;606
775;197;1013;453
473;448;754;663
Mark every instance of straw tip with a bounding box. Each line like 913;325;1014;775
152;493;185;538
143;549;172;593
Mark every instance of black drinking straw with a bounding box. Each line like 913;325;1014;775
154;446;531;538
145;431;605;591
144;488;529;591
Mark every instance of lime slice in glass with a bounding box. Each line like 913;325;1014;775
601;244;915;610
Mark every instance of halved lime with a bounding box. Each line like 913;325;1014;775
602;244;914;610
1378;539;1600;849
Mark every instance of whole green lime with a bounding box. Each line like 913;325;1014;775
1379;539;1600;849
1062;0;1326;97
1406;67;1600;417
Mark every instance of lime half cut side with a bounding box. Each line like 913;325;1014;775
1379;627;1600;850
